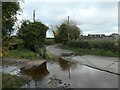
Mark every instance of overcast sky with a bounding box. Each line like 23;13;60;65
17;0;118;37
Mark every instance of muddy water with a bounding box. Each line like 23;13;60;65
22;59;118;88
2;65;21;75
2;59;118;88
47;60;118;88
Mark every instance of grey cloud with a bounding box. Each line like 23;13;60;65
18;1;118;36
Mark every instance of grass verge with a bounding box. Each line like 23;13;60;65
5;49;38;59
2;73;29;89
62;45;118;57
45;50;59;61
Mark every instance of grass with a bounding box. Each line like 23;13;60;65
44;39;55;45
5;48;38;59
62;45;118;57
45;50;59;61
2;73;29;89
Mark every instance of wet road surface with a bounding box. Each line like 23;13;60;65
46;45;119;75
46;59;118;88
2;59;118;88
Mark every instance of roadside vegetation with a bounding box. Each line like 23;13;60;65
51;19;118;57
2;2;49;89
62;39;118;57
51;19;80;44
5;49;38;59
2;2;21;56
44;39;55;45
62;45;118;57
45;50;59;61
2;73;29;89
17;20;48;52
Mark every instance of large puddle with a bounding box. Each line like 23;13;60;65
2;59;118;88
47;59;118;88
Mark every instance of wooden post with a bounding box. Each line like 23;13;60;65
68;16;70;41
33;10;35;22
68;16;69;26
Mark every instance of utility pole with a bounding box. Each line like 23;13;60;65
68;64;71;79
33;10;35;22
68;16;71;80
68;16;70;41
68;16;69;25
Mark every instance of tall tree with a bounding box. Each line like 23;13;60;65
63;19;80;40
2;2;21;36
18;20;49;51
2;2;21;56
53;19;81;44
50;25;60;43
59;24;68;44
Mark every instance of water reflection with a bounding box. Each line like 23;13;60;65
21;59;118;88
58;58;78;79
58;58;78;71
21;62;49;80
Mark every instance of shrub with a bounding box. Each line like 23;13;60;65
66;39;118;52
44;39;55;45
18;20;49;51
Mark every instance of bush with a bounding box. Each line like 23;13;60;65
2;73;29;89
66;39;118;52
18;20;49;51
44;39;55;45
67;40;91;49
5;49;38;59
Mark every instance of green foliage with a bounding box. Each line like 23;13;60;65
62;45;118;57
62;19;80;40
2;36;14;56
63;39;118;57
2;2;21;36
18;20;49;51
45;50;59;61
44;39;55;45
68;24;80;40
52;29;60;43
2;2;21;56
53;19;81;44
9;36;24;50
66;40;118;52
5;49;38;59
59;24;68;44
2;73;29;89
66;40;90;49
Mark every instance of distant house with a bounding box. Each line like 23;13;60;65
80;34;106;39
88;34;105;38
79;33;119;40
109;33;119;38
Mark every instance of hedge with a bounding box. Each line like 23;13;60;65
66;40;118;52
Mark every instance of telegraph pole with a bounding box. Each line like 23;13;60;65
68;16;70;41
33;10;35;22
68;16;71;80
68;16;69;25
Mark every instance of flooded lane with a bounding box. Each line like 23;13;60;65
47;59;118;88
2;59;118;88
